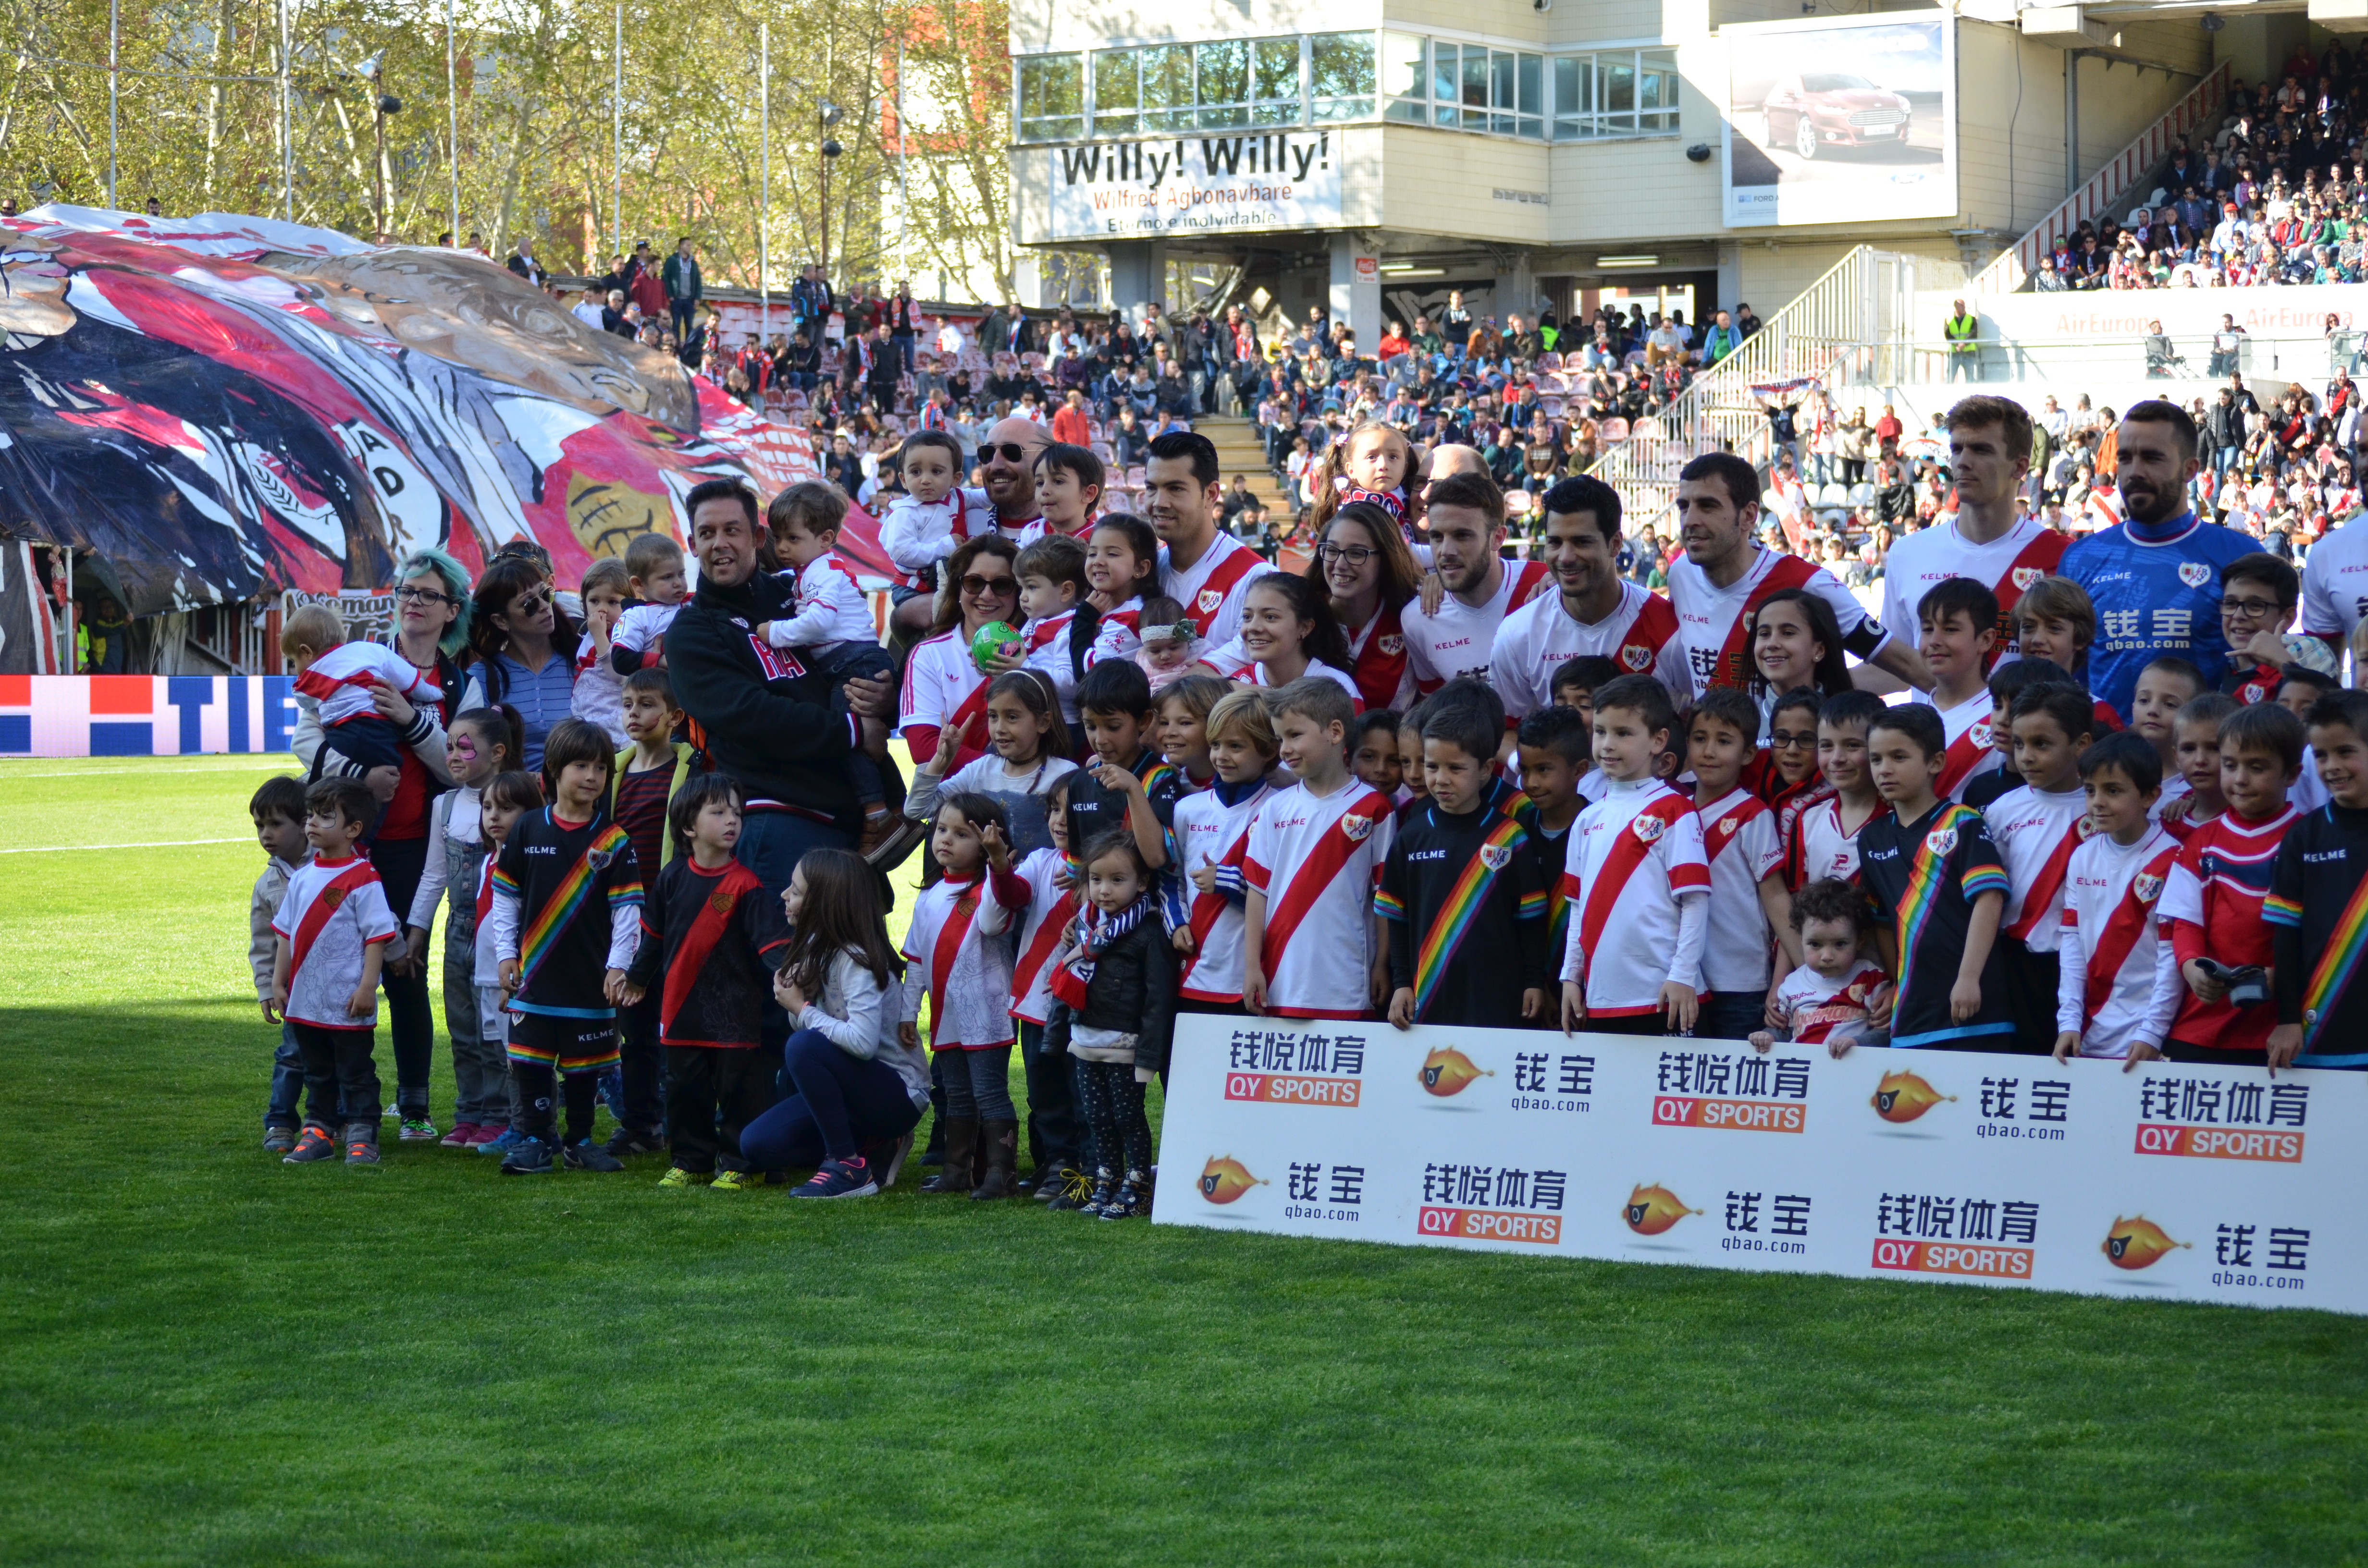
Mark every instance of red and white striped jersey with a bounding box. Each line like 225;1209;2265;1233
1401;559;1552;696
1984;783;2092;954
1696;787;1786;992
2056;823;2181;1058
1879;514;2071;664
1243;779;1395;1018
1007;847;1078;1027
1172;779;1277;1004
1489;580;1689;718
1919;688;2003;802
1558;778;1712;1016
897;629;991;772
271;854;399;1030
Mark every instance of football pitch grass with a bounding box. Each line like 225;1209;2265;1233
3;754;2364;1566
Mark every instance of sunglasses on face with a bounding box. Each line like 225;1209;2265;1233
982;442;1035;464
960;574;1016;598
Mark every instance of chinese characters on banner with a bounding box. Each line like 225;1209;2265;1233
1153;1019;2365;1315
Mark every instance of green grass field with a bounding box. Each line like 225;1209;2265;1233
4;755;2365;1566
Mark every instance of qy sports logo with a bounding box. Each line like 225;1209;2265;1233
1417;1162;1566;1245
1652;1048;1810;1133
1223;1026;1367;1108
2134;1076;2307;1163
1870;1190;2038;1279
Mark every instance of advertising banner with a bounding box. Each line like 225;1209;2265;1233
1153;1017;2366;1315
0;675;296;758
1723;16;1955;229
1040;132;1344;240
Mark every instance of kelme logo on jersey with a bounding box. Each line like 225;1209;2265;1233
2103;1215;2189;1270
1623;1183;1700;1235
1872;1069;1955;1123
1478;842;1512;871
1197;588;1222;614
1620;643;1653;672
1378;633;1404;655
1419;1046;1491;1096
1631;813;1666;845
1341;812;1374;842
2178;561;2212;588
1198;1155;1266;1203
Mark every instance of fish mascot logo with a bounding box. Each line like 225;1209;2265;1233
1623;1183;1700;1235
2102;1215;2189;1270
1418;1046;1491;1097
1871;1069;1954;1123
1197;1155;1267;1204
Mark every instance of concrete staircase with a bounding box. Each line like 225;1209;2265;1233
1196;414;1294;518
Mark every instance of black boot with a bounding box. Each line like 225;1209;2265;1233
971;1119;1018;1200
919;1117;978;1194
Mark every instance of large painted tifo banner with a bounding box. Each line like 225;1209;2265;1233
1154;1018;2365;1315
0;675;296;757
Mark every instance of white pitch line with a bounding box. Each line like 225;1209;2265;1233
0;837;250;854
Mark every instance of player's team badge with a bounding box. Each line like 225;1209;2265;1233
589;846;615;870
2012;566;2043;590
322;886;346;910
1621;644;1652;672
2134;872;2164;903
1197;588;1222;614
1719;817;1740;837
1970;720;1992;748
1479;843;1512;871
1632;813;1666;845
1379;634;1404;655
709;886;736;915
1924;827;1958;855
2178;561;2211;588
1341;813;1374;842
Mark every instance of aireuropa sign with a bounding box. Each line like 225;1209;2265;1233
1038;132;1344;240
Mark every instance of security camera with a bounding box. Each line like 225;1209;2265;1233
1534;0;1551;12
1686;143;1713;163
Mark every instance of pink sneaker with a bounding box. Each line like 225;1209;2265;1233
466;1123;507;1148
440;1122;480;1149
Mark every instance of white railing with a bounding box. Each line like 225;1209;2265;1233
1973;61;2231;295
1586;247;1944;535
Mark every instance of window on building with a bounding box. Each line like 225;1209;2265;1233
1017;53;1084;143
1391;38;1545;139
1254;37;1302;124
1552;48;1679;140
1382;31;1427;124
1310;32;1374;122
1140;43;1193;132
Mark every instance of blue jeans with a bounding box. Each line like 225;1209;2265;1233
1694;991;1769;1043
734;809;857;1049
940;1043;1016;1121
266;1019;343;1127
742;1028;923;1166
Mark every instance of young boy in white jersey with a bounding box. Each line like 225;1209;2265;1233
1751;878;1894;1056
2132;655;2205;818
1985;684;2098;1048
1012;534;1099;729
881;430;993;638
1173;688;1284;1011
251;775;318;1152
269;777;402;1166
1914;576;2003;802
1551;656;1619;801
1687;688;1799;1041
2052;732;2181;1065
609;532;690;674
1963;657;2078;812
1789;689;1889;889
1242;678;1395;1019
1558;674;1712;1037
1027;442;1103;546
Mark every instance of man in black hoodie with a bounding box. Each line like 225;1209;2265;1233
667;478;877;1039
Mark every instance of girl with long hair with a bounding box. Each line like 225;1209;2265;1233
1193;572;1362;708
1304;500;1421;712
462;553;581;772
900;534;1021;774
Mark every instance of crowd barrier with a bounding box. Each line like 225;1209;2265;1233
1152;1017;2364;1315
0;675;296;758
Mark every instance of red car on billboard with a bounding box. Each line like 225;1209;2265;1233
1759;71;1912;159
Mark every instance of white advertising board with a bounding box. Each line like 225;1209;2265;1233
1153;1017;2365;1314
1040;132;1344;241
1724;15;1957;230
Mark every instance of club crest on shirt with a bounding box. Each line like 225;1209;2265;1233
709;886;736;915
1970;720;1992;748
1632;813;1667;845
2011;566;2043;590
2242;681;2268;705
1197;588;1222;614
322;885;346;910
1479;842;1512;871
2178;561;2212;588
2134;872;2165;903
1341;813;1374;842
589;846;615;871
1621;644;1653;672
1379;633;1405;655
1718;816;1740;837
1923;825;1960;856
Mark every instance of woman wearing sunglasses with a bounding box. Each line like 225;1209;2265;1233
900;535;1022;775
461;554;581;772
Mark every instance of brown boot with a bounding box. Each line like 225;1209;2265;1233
919;1117;977;1194
970;1119;1019;1200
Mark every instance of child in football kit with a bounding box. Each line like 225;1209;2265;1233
2162;691;2236;833
1751;878;1893;1056
1986;684;2099;1050
881;430;992;637
2011;577;2121;739
2051;733;2181;1066
401;705;525;1150
1243;679;1397;1019
907;670;1078;858
2132;655;2206;808
1084;514;1162;667
1135;597;1201;693
1352;709;1406;800
1789;689;1889;891
1913;577;2003;803
1760;688;1831;829
2158;701;2305;1065
2217;553;2305;706
250;775;318;1152
1030;441;1104;546
1011;534;1101;728
1011;775;1089;1202
1855;704;2018;1050
1046;831;1177;1220
269;777;401;1166
906;791;1032;1198
1380;701;1553;1029
609;532;691;675
489;719;645;1176
1065;660;1181;872
598;669;693;1156
464;772;540;1154
1962;657;2080;812
1514;705;1591;956
1686;688;1799;1041
2266;690;2368;1070
621;775;791;1188
1558;675;1711;1038
571;557;632;745
1172;688;1284;1012
1154;672;1228;794
282;602;443;777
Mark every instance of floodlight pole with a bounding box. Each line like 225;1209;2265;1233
278;0;293;220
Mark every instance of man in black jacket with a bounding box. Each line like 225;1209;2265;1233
666;478;879;1041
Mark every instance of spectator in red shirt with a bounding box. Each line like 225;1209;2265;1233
1378;319;1410;359
1051;388;1093;447
1874;404;1904;455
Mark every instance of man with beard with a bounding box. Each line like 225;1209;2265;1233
884;415;1046;640
1144;430;1273;644
1491;475;1689;718
1665;451;1927;700
2063;400;2261;723
1399;469;1552;697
